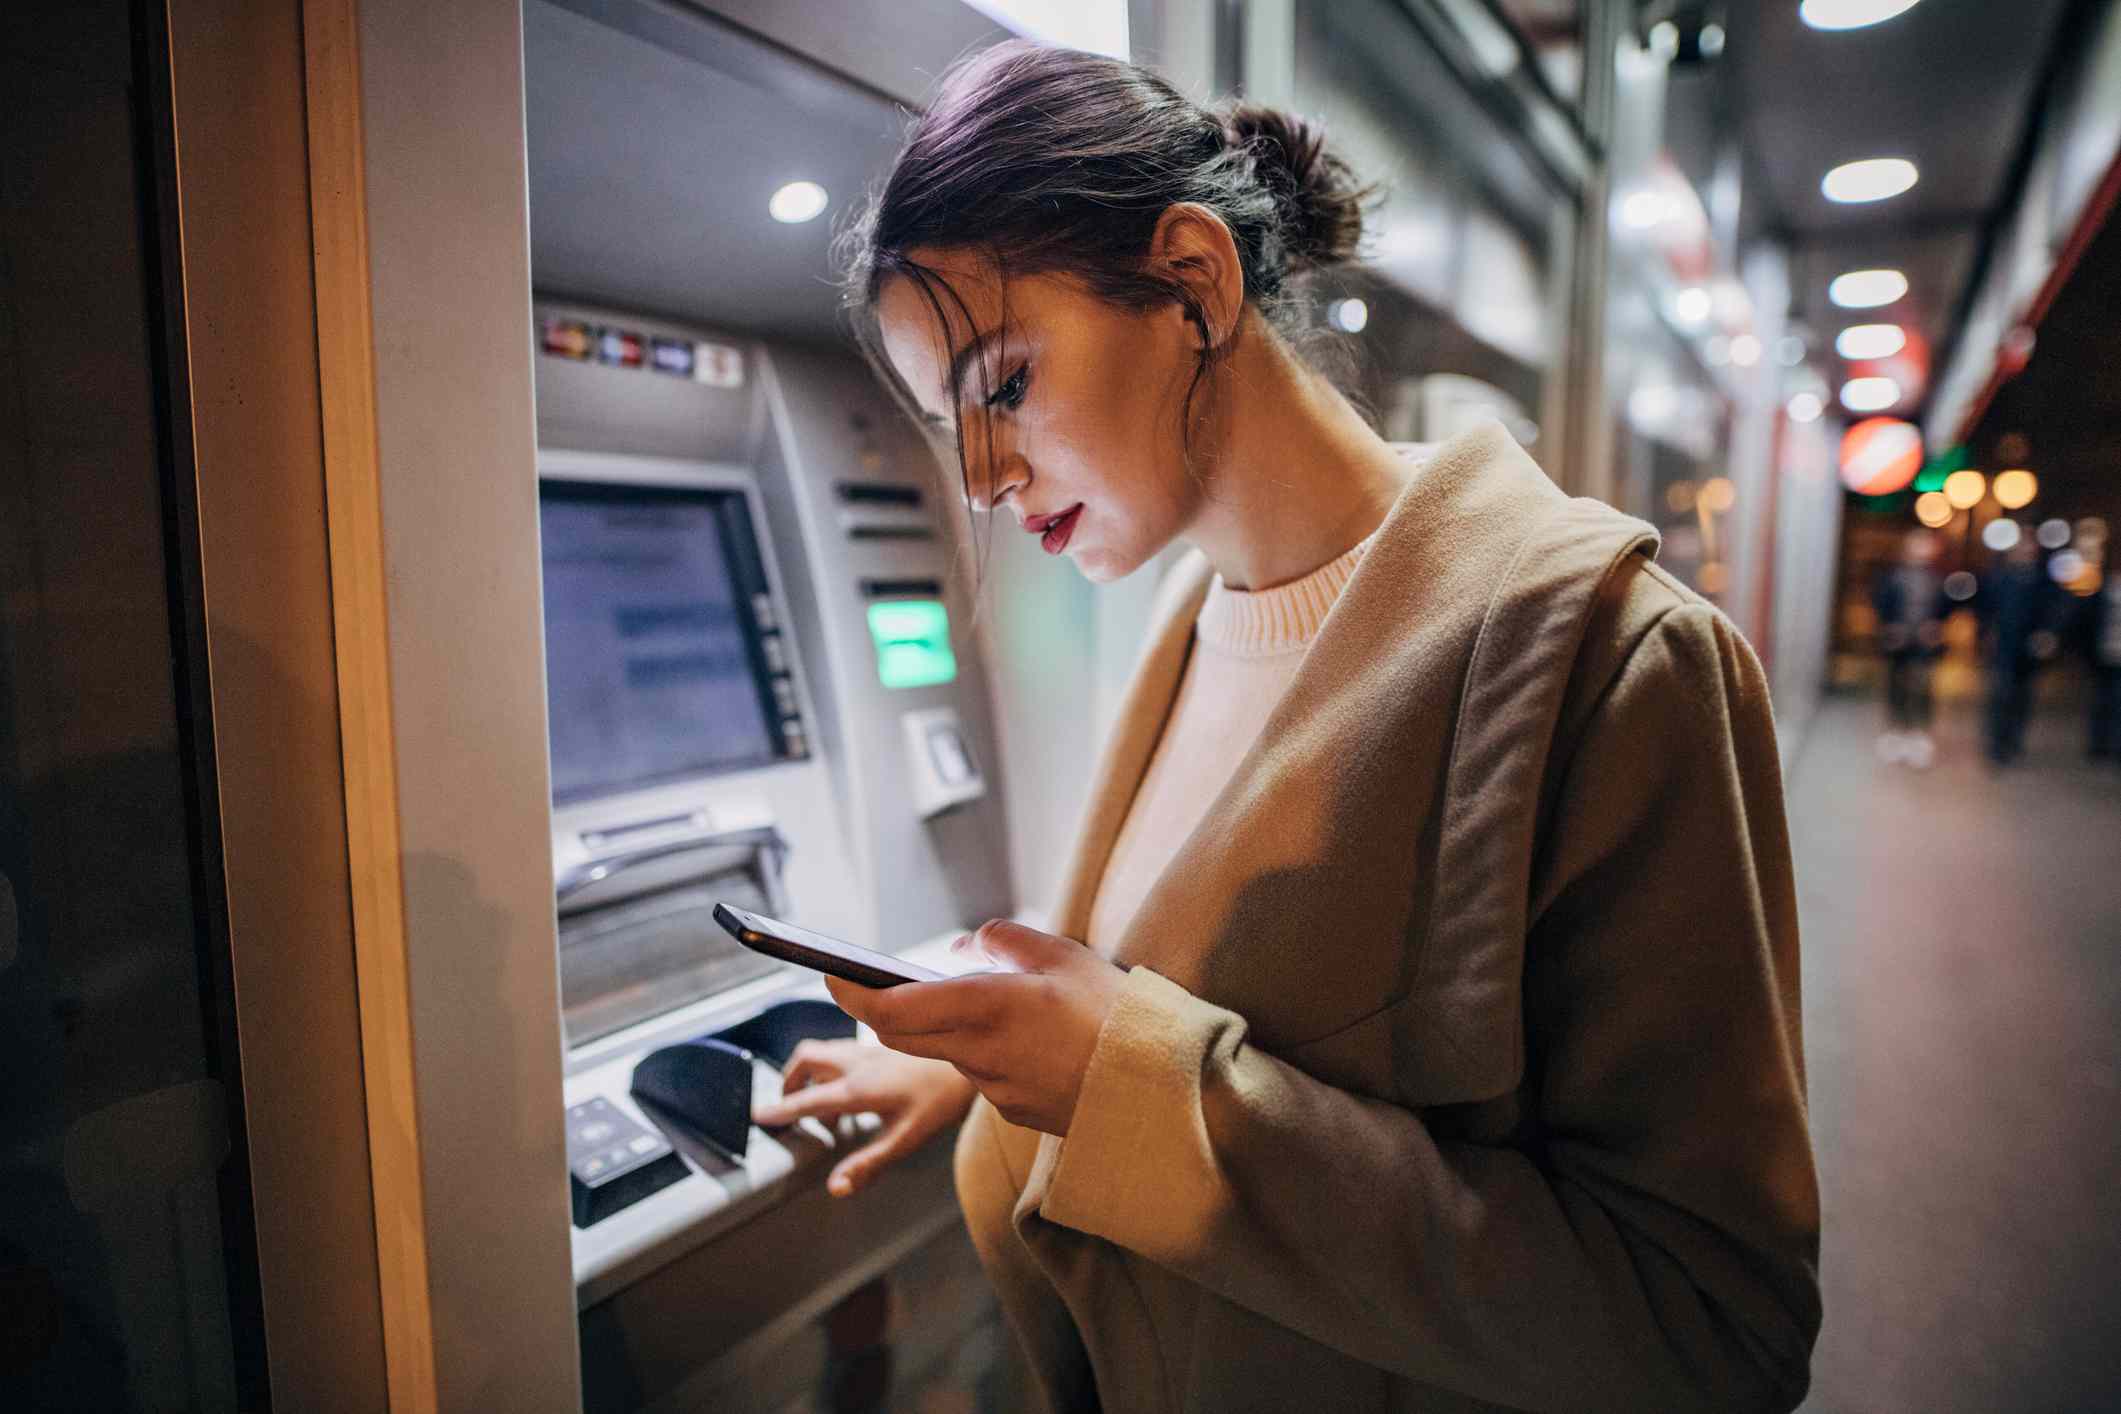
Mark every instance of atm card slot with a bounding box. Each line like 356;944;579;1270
834;480;924;507
858;578;944;600
842;521;936;542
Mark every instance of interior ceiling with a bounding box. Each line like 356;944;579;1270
524;0;910;344
1725;0;2076;416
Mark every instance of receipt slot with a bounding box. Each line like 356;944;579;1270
903;707;986;819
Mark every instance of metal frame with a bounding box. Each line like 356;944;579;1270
153;0;393;1406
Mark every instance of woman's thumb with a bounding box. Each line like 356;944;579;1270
960;919;1072;972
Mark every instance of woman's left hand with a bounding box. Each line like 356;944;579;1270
822;919;1127;1137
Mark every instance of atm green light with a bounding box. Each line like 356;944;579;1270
865;599;958;688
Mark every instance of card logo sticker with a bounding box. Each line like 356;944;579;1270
693;341;744;388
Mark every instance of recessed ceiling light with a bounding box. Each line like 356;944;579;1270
769;180;829;224
1836;323;1907;360
1823;158;1918;203
1829;268;1908;308
1840;376;1900;412
1800;0;1924;31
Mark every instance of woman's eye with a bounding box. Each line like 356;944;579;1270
985;366;1029;411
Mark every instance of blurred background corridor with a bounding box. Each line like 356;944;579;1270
5;0;2120;1410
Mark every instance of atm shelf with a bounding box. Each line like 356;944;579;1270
563;927;988;1306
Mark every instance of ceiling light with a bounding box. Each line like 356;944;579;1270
1621;190;1668;229
1800;0;1925;31
1700;23;1726;57
1731;334;1762;367
1648;21;1679;59
1787;392;1824;423
1840;376;1900;412
1829;268;1908;308
1836;323;1907;360
1823;158;1918;203
768;180;829;224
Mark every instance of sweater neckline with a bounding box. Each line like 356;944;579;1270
1195;528;1379;657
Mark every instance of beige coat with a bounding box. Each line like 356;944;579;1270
953;420;1821;1412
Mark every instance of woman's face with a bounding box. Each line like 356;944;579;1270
875;247;1205;584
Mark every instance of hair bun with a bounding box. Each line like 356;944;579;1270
1220;103;1370;270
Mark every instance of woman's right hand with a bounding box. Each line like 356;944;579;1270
751;1039;976;1198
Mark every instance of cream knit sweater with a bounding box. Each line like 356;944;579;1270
1085;528;1379;956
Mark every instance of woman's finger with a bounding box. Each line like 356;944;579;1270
778;1052;843;1095
827;1113;919;1197
753;1075;860;1127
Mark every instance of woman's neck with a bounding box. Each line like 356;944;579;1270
1179;316;1415;592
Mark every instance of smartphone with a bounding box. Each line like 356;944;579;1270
713;902;949;989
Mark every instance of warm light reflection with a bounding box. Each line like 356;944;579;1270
1992;469;2037;509
1943;469;1987;510
1701;477;1737;514
1915;492;1953;528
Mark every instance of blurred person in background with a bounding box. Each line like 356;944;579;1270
2086;565;2121;762
1870;527;1948;768
1980;534;2061;765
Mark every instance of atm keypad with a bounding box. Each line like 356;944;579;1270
567;1096;687;1227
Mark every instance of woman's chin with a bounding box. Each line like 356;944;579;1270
1072;547;1129;584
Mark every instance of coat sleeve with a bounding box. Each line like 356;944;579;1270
1035;602;1822;1413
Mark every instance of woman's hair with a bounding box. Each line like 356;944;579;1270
836;39;1376;573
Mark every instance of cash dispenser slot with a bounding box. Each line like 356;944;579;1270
556;824;789;1053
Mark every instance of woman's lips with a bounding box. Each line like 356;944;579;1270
1038;504;1083;555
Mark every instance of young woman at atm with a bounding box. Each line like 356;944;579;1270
749;39;1821;1414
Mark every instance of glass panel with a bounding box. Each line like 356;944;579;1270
1495;0;1584;105
0;5;261;1410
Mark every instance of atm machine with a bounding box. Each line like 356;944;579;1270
532;298;1021;1410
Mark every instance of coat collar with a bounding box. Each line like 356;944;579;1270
1047;418;1635;960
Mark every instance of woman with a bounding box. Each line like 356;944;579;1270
750;40;1821;1414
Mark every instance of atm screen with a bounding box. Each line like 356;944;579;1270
540;479;795;802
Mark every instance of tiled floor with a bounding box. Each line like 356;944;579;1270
1789;693;2121;1412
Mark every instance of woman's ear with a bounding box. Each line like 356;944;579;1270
1147;203;1244;350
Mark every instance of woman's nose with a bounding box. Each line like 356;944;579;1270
966;456;1028;515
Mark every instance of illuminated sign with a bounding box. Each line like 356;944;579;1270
865;600;958;689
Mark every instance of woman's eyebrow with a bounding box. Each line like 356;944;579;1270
947;327;1002;398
